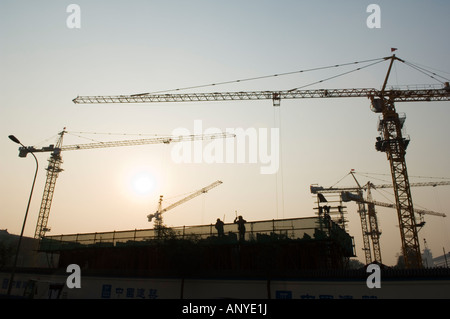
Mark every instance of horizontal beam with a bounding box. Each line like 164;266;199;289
73;87;450;104
311;181;450;193
17;133;235;156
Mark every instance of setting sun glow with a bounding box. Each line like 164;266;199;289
130;171;157;196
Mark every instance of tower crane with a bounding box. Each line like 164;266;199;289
340;190;446;218
311;172;448;264
311;180;450;194
72;54;450;268
341;188;446;265
147;180;223;238
14;129;234;240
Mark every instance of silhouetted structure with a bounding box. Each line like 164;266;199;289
39;216;356;277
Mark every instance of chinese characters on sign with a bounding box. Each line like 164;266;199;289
101;284;159;299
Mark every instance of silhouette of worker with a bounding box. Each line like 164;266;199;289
234;215;247;241
215;218;225;237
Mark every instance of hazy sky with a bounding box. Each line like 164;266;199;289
1;0;449;266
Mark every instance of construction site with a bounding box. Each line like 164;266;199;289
2;54;450;299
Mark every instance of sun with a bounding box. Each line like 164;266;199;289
130;171;156;196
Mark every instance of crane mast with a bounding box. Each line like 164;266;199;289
34;130;66;239
15;130;234;240
349;171;382;265
365;183;382;265
73;55;450;268
375;55;421;268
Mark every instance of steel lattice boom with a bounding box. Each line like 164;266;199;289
341;191;446;218
310;181;450;194
73;86;450;105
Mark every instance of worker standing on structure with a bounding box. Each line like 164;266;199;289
215;218;225;237
234;215;247;242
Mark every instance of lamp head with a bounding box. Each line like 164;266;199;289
8;135;21;144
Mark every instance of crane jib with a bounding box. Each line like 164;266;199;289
72;87;450;104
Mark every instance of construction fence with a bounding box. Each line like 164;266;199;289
40;216;354;256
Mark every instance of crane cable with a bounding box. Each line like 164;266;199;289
402;61;450;84
64;131;107;144
134;57;387;95
274;106;285;219
352;171;449;220
132;56;449;96
329;171;353;188
66;131;170;138
288;59;386;91
33;133;60;148
32;131;171;148
356;171;450;181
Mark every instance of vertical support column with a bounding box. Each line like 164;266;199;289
367;203;382;264
34;129;66;240
378;100;422;268
34;151;63;239
356;194;372;265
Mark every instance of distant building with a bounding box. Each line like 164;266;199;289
0;229;9;236
0;230;57;268
422;247;434;268
433;252;450;268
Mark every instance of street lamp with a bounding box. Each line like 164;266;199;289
7;135;39;297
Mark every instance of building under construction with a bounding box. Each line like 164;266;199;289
39;216;356;278
3;215;450;299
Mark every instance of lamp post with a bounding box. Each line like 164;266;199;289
7;135;39;297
